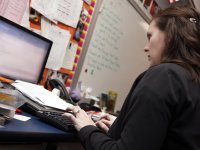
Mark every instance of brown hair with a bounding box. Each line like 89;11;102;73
153;6;200;82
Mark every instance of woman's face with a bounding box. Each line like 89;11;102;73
144;20;166;67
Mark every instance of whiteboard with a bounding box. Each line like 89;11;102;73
77;0;149;111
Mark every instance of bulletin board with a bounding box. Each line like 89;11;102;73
28;0;97;88
0;0;97;88
73;0;149;111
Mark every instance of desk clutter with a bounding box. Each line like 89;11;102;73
0;80;102;132
0;80;75;131
0;86;25;125
12;80;73;110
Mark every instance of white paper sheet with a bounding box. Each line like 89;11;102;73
0;0;9;16
62;42;78;70
55;0;83;28
12;80;73;110
41;18;71;70
30;0;57;23
14;114;31;121
20;0;30;28
31;0;83;28
0;0;28;24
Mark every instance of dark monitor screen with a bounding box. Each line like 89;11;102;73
0;16;52;84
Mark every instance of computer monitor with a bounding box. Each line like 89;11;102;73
0;16;52;84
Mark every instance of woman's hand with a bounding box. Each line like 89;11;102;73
95;113;117;133
62;105;96;131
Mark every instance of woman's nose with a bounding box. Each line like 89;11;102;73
144;46;149;52
143;43;148;52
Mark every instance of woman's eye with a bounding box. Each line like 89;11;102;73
147;33;151;40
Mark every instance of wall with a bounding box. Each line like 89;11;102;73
76;0;149;111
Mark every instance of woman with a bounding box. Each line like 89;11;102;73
63;5;200;150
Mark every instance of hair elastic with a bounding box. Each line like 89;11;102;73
189;18;197;23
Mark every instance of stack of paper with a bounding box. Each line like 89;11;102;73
12;80;72;110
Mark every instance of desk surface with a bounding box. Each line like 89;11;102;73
0;112;78;142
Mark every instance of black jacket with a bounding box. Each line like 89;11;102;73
79;63;200;150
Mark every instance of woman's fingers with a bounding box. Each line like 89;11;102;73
96;121;109;133
99;113;116;121
63;105;96;131
66;105;82;116
66;105;80;112
62;112;76;122
101;119;112;127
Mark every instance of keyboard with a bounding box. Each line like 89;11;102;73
36;109;76;132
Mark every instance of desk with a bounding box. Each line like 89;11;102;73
0;112;82;150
